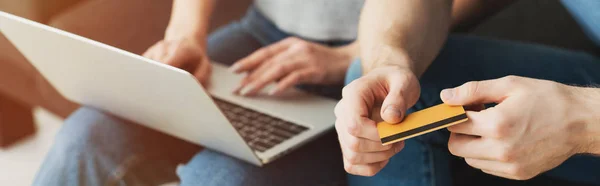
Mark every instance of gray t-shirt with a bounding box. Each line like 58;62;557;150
254;0;364;41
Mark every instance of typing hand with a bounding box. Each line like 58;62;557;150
230;37;355;96
143;38;212;84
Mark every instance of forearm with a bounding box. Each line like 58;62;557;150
165;0;215;44
358;0;453;76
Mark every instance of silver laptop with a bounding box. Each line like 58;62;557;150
0;11;338;166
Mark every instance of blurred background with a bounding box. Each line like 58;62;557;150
0;0;597;185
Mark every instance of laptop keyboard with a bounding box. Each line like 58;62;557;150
213;98;309;152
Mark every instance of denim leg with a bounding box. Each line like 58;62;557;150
561;0;600;47
33;107;201;186
176;132;345;186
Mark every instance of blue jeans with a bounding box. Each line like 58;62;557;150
346;1;600;185
33;7;350;186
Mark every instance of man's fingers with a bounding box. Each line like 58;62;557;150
440;76;518;106
342;144;400;164
448;133;500;161
343;158;389;177
380;73;420;124
337;116;381;141
230;38;294;73
447;111;489;136
467;159;533;180
380;85;407;124
337;123;392;153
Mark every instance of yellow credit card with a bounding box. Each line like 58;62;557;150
377;104;468;145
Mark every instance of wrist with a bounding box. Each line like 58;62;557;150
360;44;416;75
569;86;600;155
164;26;208;48
337;41;360;60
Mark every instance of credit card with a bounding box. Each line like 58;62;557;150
377;104;468;145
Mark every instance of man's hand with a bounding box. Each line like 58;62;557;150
143;38;211;84
442;76;600;180
230;37;356;96
335;67;420;176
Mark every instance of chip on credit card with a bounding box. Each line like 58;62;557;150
377;104;468;145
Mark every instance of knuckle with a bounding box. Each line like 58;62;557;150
334;119;342;131
347;120;361;137
347;138;361;151
364;167;380;177
462;81;480;97
502;75;521;87
294;41;312;51
389;71;413;83
507;164;533;180
448;144;459;156
382;144;393;151
286;37;300;42
274;63;286;72
341;83;357;98
343;162;354;173
464;158;476;168
447;136;460;156
334;102;344;117
506;164;521;176
497;147;517;162
385;148;397;158
489;112;511;138
262;47;276;56
347;153;361;164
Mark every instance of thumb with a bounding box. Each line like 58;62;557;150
441;79;508;106
380;78;419;124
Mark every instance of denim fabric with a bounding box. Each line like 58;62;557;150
33;6;352;186
561;0;600;47
344;35;600;186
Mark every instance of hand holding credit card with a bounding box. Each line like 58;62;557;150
377;104;468;145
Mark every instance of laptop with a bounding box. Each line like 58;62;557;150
0;11;338;166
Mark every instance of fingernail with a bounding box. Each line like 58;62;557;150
384;106;402;120
240;84;254;96
441;89;454;100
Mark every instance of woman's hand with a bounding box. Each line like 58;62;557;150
143;38;211;84
230;37;357;96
